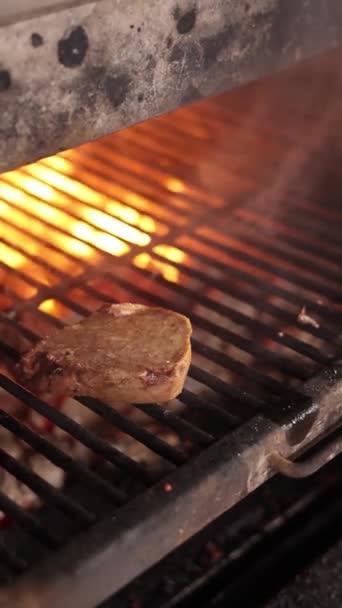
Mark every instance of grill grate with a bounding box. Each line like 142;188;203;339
106;452;342;608
0;51;341;606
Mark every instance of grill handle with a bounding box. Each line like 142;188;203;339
269;430;342;479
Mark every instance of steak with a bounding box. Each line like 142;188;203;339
18;304;192;404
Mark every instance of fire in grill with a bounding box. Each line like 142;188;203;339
0;49;341;608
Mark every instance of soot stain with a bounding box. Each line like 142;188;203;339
172;6;181;20
137;93;144;102
55;111;69;137
169;43;185;63
267;2;295;54
31;33;44;48
181;83;201;104
176;8;197;34
201;26;232;69
0;70;11;92
105;73;131;108
58;26;89;68
166;36;173;49
169;41;201;74
147;54;157;70
69;64;105;114
85;65;106;88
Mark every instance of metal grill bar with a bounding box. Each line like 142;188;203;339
134;107;334;202
180;389;238;427
0;252;95;320
191;338;304;397
222;218;341;284
0;447;95;525
188;365;264;412
40;155;194;218
0;261;48;292
270;208;342;246
0;214;89;270
236;226;338;278
0;315;37;344
84;140;218;210
0;491;62;549
128;266;328;363
134;404;214;446
234;208;342;268
2;173;148;251
155;246;338;323
194;231;342;300
0;194;108;260
0;235;75;282
0;411;125;504
0;316;219;452
2;183;336;364
0;341;19;361
148;252;339;342
30;309;65;330
0;374;150;482
0;308;253;446
79;397;187;467
0;543;26;574
100;272;310;391
112;126;245;198
108;126;261;201
0;314;221;484
56;153;188;226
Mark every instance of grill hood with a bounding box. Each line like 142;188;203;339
2;0;342;172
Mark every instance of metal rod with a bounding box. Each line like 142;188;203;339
134;404;214;446
0;447;95;524
132;265;328;363
0;492;62;549
0;374;150;482
102;271;310;391
269;427;342;478
0;411;125;504
193;232;342;302
79;397;187;466
154;245;339;322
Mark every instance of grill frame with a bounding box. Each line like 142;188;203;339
0;362;341;608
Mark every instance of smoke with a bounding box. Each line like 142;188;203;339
195;48;342;219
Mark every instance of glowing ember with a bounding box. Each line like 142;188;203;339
135;245;185;284
165;178;186;193
0;152;187;317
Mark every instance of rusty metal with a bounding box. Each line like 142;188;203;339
2;0;342;171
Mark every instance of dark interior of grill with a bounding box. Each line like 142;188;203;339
0;46;341;608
